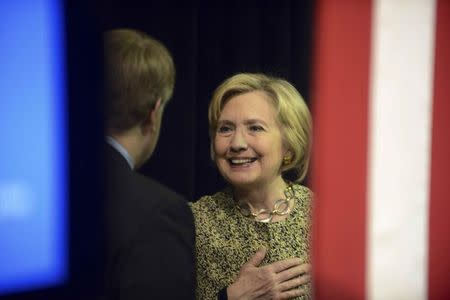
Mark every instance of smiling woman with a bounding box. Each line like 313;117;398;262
190;73;312;300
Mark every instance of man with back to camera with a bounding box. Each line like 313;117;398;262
102;28;195;300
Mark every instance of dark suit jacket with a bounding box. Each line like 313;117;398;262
103;144;195;300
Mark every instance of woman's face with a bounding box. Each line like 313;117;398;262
213;91;286;189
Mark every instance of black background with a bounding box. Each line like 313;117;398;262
96;0;314;200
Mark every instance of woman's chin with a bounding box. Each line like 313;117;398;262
226;176;261;189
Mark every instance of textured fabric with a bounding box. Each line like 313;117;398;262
190;183;312;300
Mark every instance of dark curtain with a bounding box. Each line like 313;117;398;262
96;0;314;201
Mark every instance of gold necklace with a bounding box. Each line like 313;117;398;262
237;185;295;223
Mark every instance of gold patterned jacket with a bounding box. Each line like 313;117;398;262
190;183;312;300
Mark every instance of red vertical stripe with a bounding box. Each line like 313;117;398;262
311;1;372;299
428;0;450;298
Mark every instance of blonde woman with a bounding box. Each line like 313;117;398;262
191;73;312;300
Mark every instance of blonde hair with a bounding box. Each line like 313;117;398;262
104;28;175;131
208;73;312;182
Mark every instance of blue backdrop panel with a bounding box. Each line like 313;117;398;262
0;0;67;295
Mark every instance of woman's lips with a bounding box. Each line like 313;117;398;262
227;157;258;166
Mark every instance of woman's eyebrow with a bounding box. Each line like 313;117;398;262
217;120;234;126
244;119;269;126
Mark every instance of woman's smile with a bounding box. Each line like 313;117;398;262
228;157;258;167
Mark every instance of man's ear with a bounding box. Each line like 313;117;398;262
142;98;162;134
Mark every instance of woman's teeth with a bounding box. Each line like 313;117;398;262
229;158;257;165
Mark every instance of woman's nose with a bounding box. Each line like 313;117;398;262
230;130;247;152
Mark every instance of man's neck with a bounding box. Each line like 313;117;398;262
106;136;135;169
108;128;145;169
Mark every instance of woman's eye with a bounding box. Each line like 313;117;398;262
217;126;232;133
249;125;264;132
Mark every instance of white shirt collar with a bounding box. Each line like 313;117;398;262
105;136;135;169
